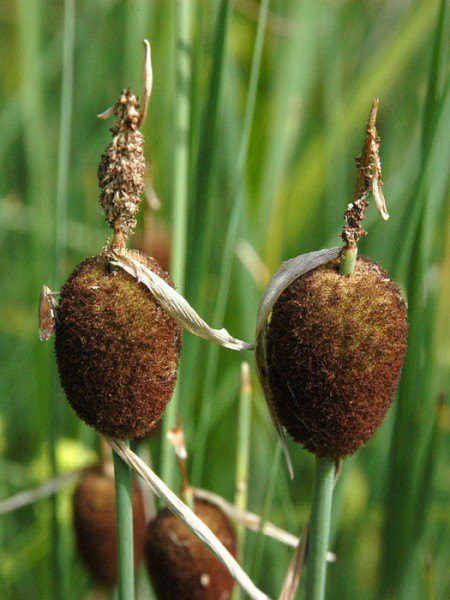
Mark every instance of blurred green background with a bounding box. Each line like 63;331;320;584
0;0;448;598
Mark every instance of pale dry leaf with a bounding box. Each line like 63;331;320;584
106;438;269;600
110;251;253;351
193;487;298;547
0;469;84;516
278;523;309;600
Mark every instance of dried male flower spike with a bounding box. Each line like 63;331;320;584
145;500;237;600
98;90;145;240
266;257;408;459
73;465;146;588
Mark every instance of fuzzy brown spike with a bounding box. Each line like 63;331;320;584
145;500;237;599
98;89;146;244
73;465;145;588
266;257;408;459
55;250;182;439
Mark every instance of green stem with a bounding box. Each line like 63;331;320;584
305;458;335;600
251;442;281;582
161;0;192;489
113;442;134;600
339;246;357;276
235;363;252;564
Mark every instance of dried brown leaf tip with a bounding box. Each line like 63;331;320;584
98;90;146;242
341;98;389;249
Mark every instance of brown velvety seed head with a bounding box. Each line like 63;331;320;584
145;500;236;600
73;465;146;588
55;250;182;438
266;257;408;459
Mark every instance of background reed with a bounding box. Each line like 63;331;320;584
0;1;448;599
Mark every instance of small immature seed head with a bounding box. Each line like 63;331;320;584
266;257;407;459
145;500;236;599
55;250;182;439
73;465;145;588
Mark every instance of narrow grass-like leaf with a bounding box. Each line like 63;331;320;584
160;0;193;489
190;0;269;485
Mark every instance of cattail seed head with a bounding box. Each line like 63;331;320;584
73;465;145;588
266;257;407;459
98;89;145;238
145;500;236;599
55;250;182;439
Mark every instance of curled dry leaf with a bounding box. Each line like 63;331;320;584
110;251;253;351
255;247;342;478
193;487;298;548
106;438;269;600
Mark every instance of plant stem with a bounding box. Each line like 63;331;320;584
235;363;252;563
51;0;76;594
161;0;192;489
305;458;335;600
339;246;357;276
251;442;281;582
113;442;134;600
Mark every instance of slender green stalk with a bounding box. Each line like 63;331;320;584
124;0;152;89
339;246;357;276
190;0;269;485
113;442;134;600
161;0;192;488
17;1;59;596
381;3;449;593
304;458;335;600
251;442;281;582
186;0;233;301
235;363;252;563
50;2;76;597
54;0;75;278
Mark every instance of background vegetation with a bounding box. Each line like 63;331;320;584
0;0;448;598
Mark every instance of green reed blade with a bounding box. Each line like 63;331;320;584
161;0;192;488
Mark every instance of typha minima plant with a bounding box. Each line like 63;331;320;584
256;99;408;599
145;424;237;600
39;40;251;600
